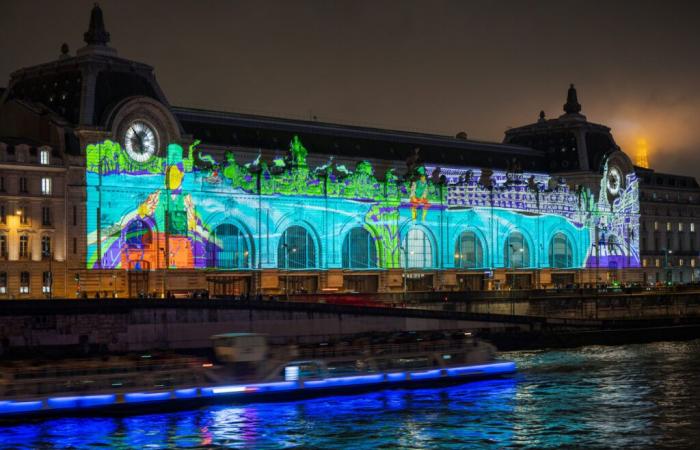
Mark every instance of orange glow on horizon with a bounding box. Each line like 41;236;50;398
635;138;650;169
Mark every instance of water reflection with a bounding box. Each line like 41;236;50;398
2;340;700;448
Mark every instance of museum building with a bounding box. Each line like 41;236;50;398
0;5;657;298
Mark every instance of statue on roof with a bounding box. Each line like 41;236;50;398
84;3;110;46
563;84;582;115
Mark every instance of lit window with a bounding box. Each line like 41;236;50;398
549;233;573;268
642;258;648;268
19;272;30;294
42;271;52;293
654;221;658;231
402;228;434;269
207;223;251;269
342;227;378;269
655;259;660;268
505;232;530;269
277;225;316;269
692;259;696;268
41;177;52;195
455;231;484;269
0;272;6;294
679;259;684;266
666;222;671;231
40;150;50;165
679;223;684;232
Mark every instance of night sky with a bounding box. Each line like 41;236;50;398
2;0;700;178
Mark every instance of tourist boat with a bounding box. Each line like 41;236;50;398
0;331;516;420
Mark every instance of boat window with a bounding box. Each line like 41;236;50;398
389;356;432;370
326;360;365;375
284;362;322;380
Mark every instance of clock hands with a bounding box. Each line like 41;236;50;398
125;122;156;162
136;129;145;154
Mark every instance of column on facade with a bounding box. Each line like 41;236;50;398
645;220;654;254
671;224;680;252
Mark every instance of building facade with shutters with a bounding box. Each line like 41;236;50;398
0;4;668;299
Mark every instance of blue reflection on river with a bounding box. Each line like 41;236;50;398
3;340;700;448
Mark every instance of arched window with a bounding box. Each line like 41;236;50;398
125;220;152;249
402;228;433;269
123;219;154;271
549;232;573;268
455;231;483;268
209;224;250;269
278;226;316;269
504;232;530;268
342;227;377;269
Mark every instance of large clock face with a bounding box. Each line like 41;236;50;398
607;166;622;197
124;121;157;162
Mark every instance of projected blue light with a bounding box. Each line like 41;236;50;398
386;372;407;382
410;369;443;380
0;361;516;417
77;394;116;408
47;397;81;409
254;381;298;392
174;388;199;399
0;401;43;414
124;392;172;403
304;374;385;389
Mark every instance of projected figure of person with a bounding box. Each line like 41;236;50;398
410;166;430;221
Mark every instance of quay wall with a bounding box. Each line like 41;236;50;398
0;300;525;353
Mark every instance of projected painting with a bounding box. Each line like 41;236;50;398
85;136;639;271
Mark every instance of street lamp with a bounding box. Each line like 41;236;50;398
160;247;168;298
281;243;291;300
399;245;409;300
508;244;525;287
42;248;53;300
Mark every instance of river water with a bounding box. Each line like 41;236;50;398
2;339;700;449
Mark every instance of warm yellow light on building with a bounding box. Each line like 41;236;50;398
636;138;650;169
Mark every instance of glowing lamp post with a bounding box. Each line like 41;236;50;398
281;243;296;301
160;247;168;298
399;245;408;300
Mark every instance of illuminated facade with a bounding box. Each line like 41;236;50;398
82;132;639;295
0;5;652;298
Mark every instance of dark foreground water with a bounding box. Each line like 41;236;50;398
2;340;700;449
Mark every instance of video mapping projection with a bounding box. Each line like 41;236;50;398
85;136;639;271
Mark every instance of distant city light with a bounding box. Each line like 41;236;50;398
636;138;650;169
